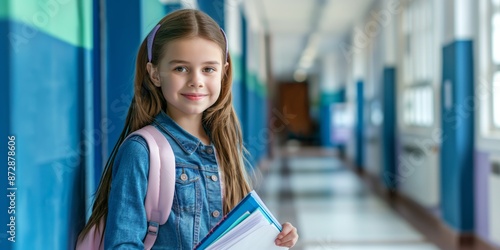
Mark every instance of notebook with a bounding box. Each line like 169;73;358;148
194;190;288;250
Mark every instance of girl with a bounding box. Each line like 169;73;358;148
78;9;298;249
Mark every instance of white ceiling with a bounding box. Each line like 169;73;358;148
245;0;375;81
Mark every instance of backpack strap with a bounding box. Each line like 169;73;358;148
127;125;175;250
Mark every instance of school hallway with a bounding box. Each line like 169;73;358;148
257;145;492;250
3;0;500;249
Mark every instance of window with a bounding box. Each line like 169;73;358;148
401;0;434;127
493;72;500;127
403;85;433;126
492;0;500;127
370;100;383;126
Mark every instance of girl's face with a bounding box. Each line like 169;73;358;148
149;37;227;120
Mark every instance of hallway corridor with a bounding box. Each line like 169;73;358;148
4;1;500;249
258;146;440;250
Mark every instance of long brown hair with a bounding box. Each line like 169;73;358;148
79;9;251;241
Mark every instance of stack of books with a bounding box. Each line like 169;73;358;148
195;190;288;250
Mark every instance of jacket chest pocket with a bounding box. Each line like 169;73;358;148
174;166;201;213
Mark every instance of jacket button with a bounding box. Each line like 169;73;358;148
212;210;220;218
206;147;214;154
180;173;188;181
211;175;218;182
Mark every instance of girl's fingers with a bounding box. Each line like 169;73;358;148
275;222;298;247
278;238;296;248
276;237;298;248
277;222;293;239
279;232;296;243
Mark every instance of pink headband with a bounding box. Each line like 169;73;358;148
146;24;229;63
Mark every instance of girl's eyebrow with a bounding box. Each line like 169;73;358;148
203;61;220;65
168;60;220;65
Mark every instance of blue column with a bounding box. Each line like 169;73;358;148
241;13;248;117
245;75;258;166
382;68;396;189
0;2;12;249
440;40;475;232
355;81;364;168
104;0;141;156
240;10;249;154
0;9;9;136
197;0;225;28
91;0;103;193
320;94;334;148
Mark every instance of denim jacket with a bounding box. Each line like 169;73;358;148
104;111;223;249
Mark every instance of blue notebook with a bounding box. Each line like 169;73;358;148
194;190;282;249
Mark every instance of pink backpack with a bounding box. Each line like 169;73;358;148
76;125;176;250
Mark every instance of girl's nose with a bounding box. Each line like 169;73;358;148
188;72;204;88
188;81;204;88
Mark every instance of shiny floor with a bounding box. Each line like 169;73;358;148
257;146;440;250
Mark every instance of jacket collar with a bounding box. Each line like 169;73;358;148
153;111;202;155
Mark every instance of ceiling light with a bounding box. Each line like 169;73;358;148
293;69;307;82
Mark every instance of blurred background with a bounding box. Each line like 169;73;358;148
1;0;500;249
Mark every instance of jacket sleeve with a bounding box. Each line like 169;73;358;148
104;136;149;249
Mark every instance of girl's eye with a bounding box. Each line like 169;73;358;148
174;66;188;72
204;67;215;73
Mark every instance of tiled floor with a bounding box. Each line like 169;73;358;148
257;146;441;250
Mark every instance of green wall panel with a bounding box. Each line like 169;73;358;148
231;52;242;82
0;1;8;19
9;0;92;49
246;72;266;97
141;0;165;39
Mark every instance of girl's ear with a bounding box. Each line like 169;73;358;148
146;62;161;87
223;62;229;77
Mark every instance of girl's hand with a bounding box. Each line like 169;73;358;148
275;222;298;248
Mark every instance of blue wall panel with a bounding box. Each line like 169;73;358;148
197;0;225;28
240;13;250;166
246;89;258;166
440;40;475;232
242;87;267;167
0;18;12;250
356;81;364;168
91;0;103;196
319;105;332;147
104;0;141;156
9;20;87;249
259;94;268;162
382;67;396;189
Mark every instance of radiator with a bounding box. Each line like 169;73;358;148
398;141;440;208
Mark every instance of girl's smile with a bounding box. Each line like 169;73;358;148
181;93;209;101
